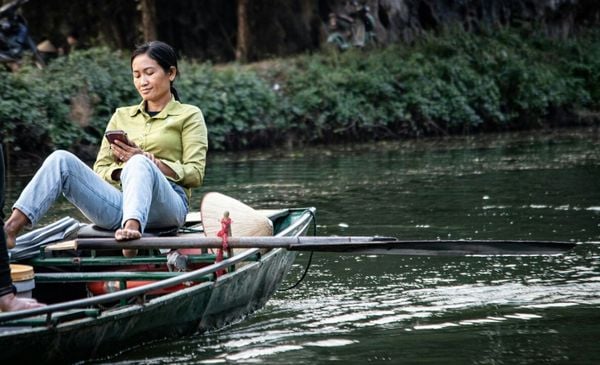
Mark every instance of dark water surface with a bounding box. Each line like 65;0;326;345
6;128;600;364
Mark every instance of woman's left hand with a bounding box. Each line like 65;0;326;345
111;140;142;163
142;151;177;179
142;151;158;165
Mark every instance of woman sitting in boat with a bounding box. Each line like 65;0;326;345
3;41;208;258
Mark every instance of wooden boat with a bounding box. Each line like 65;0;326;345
0;205;316;363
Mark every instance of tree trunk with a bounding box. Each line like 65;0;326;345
18;0;600;62
236;0;250;62
139;0;158;42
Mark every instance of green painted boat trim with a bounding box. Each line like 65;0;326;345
0;246;261;322
26;253;260;266
0;309;102;327
35;271;214;282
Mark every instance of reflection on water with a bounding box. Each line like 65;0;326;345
113;245;600;364
6;128;600;364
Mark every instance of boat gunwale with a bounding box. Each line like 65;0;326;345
0;207;316;324
0;248;258;324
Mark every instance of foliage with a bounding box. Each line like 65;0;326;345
0;48;137;155
1;28;599;156
178;63;284;150
0;71;48;149
282;27;596;142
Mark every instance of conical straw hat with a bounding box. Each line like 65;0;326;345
37;40;57;53
201;192;273;238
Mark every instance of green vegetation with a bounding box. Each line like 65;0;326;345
1;28;598;156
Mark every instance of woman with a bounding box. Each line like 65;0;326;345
3;41;208;257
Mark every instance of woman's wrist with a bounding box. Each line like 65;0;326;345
158;160;176;179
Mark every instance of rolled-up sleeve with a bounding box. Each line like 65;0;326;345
162;109;208;188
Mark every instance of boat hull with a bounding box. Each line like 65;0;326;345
0;208;314;362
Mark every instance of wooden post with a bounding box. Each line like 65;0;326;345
236;0;249;62
139;0;158;42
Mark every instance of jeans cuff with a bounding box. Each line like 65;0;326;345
12;204;37;227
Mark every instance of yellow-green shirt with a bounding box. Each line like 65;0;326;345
93;99;208;200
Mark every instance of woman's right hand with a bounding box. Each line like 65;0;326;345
111;140;142;163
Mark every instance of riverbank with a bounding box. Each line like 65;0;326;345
1;27;598;160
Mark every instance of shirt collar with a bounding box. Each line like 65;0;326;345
129;97;183;118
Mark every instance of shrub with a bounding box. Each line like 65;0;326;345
1;28;598;156
179;63;284;150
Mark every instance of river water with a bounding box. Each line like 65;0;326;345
5;128;600;364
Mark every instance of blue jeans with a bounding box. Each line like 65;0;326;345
13;150;188;233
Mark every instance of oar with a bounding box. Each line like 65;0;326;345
46;236;576;255
43;192;576;255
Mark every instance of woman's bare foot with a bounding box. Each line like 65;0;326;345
3;209;30;249
116;219;141;257
121;248;138;258
115;228;142;241
0;293;45;312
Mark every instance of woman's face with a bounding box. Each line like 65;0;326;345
131;53;175;108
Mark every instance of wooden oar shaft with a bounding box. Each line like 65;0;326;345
50;236;576;256
67;236;393;250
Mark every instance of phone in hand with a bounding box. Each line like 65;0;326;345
104;130;132;146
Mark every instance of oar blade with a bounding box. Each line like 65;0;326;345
289;239;576;256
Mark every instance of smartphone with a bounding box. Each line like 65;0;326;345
104;130;131;146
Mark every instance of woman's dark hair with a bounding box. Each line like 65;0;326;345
131;41;181;101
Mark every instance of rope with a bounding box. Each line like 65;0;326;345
279;209;317;291
215;213;232;277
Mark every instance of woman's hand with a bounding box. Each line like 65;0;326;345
111;141;176;178
142;151;177;179
111;140;142;163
